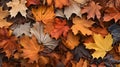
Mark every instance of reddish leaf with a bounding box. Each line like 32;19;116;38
26;0;40;7
50;18;69;39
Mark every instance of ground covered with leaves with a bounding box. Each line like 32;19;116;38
0;0;120;67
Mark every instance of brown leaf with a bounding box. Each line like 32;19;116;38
26;0;40;7
63;52;73;65
0;27;19;58
81;1;102;19
50;18;69;39
20;35;44;63
54;0;69;8
62;32;80;50
103;7;120;22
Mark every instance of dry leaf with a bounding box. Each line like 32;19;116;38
26;0;40;7
81;1;102;19
20;35;44;63
7;0;27;17
10;22;31;37
64;0;81;19
62;32;80;50
50;18;69;39
74;0;88;4
71;16;95;35
0;27;19;58
103;7;120;22
54;0;69;8
32;6;55;24
84;34;113;58
30;22;59;50
0;7;11;27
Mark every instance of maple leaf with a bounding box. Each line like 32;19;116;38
0;27;19;58
71;16;95;35
30;22;59;50
6;0;27;17
10;22;31;37
64;0;81;19
62;32;80;50
84;34;113;58
81;1;102;19
26;0;40;7
20;35;44;63
32;6;55;24
50;18;69;39
54;0;69;8
55;9;65;18
103;7;120;22
0;7;12;27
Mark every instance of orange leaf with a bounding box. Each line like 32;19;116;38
20;35;44;63
32;6;55;24
26;0;40;7
0;27;19;58
54;0;69;8
62;32;80;50
81;1;102;19
71;16;95;35
50;18;69;39
103;7;120;22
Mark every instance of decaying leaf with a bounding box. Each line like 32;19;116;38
30;22;59;50
0;27;19;58
54;0;69;8
20;35;44;63
0;7;11;27
50;18;69;39
26;0;40;7
10;22;31;37
32;6;55;24
71;16;95;35
103;7;120;22
62;32;80;50
84;34;113;58
81;1;102;19
74;0;88;4
64;0;81;19
6;0;27;17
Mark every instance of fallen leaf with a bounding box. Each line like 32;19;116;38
103;7;120;22
50;18;69;39
10;22;31;37
74;0;88;4
81;1;102;19
91;27;108;37
55;9;65;18
26;0;40;7
0;7;11;27
7;0;27;17
84;34;113;58
71;16;95;35
72;44;92;62
64;0;81;19
30;22;59;50
54;0;69;8
32;6;55;24
20;35;44;63
0;27;19;58
62;32;80;50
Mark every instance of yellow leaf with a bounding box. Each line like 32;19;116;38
20;36;44;63
84;34;113;58
32;6;55;24
71;16;94;35
62;32;80;50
